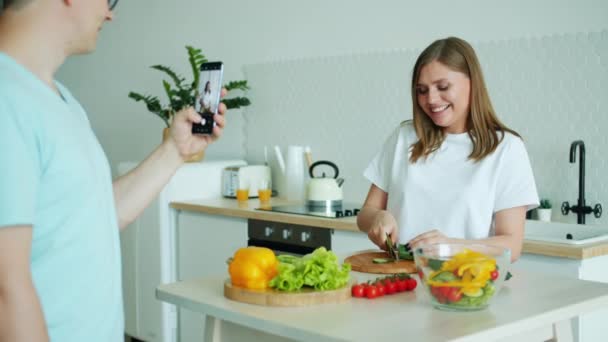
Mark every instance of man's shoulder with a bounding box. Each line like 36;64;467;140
0;67;37;108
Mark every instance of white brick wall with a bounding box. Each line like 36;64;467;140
243;31;608;226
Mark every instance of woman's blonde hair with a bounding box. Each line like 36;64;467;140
409;37;519;163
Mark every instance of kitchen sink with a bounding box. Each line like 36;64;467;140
524;220;608;245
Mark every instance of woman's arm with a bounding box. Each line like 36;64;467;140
482;206;526;261
357;184;399;250
407;206;527;262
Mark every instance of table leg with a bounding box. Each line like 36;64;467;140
203;315;221;342
550;319;574;342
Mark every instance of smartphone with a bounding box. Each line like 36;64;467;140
192;61;224;135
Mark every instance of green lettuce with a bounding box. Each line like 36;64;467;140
269;247;351;292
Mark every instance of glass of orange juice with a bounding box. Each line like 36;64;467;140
258;179;271;203
236;179;249;202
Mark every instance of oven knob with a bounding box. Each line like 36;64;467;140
301;231;311;242
354;208;360;216
264;227;274;237
344;210;353;217
282;229;292;240
335;210;344;218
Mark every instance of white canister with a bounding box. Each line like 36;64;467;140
284;145;306;201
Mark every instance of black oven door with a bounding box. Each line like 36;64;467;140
247;219;331;256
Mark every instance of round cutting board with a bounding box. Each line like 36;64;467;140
344;250;417;274
224;279;352;307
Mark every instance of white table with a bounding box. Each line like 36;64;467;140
156;270;608;342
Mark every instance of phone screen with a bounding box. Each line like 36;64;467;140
192;61;223;134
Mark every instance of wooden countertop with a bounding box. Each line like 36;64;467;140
170;198;608;260
171;197;358;231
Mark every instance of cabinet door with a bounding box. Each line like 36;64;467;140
331;229;375;257
176;212;247;342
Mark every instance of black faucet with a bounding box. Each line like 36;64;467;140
561;140;603;224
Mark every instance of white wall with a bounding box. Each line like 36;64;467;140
57;0;608;168
58;0;608;227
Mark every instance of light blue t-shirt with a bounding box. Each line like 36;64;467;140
0;53;123;341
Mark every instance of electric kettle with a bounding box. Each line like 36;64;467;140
306;160;344;209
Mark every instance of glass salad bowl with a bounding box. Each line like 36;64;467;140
413;243;511;311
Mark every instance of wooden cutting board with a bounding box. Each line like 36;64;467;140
344;250;417;274
224;279;352;307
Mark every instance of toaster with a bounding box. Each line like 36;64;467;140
222;165;272;198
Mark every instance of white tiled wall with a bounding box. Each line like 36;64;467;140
242;31;608;226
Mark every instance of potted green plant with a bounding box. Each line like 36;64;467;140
128;46;251;161
537;199;552;222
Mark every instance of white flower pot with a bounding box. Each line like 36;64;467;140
537;208;552;222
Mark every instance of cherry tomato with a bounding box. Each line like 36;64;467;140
351;284;365;298
438;286;451;298
405;278;417;291
385;281;398;294
374;282;386;296
396;279;408;292
491;270;499;281
446;287;462;303
365;285;379;299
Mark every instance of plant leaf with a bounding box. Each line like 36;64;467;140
224;80;250;91
151;65;185;89
222;96;251;109
128;92;170;127
186;46;207;94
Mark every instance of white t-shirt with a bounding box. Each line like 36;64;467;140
364;121;539;244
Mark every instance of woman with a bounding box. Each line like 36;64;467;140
200;80;213;113
357;37;538;262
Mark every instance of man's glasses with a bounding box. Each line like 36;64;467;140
108;0;119;10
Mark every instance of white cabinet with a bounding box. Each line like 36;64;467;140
516;253;608;342
331;229;375;256
118;159;246;342
175;212;247;342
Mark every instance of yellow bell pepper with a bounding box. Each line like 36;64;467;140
427;249;497;294
228;246;278;290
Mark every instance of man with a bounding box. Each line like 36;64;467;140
0;0;226;341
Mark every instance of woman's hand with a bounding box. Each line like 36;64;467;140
407;229;453;250
367;210;399;250
167;88;227;160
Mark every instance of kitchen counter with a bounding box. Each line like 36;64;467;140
170;198;608;260
156;269;608;342
171;198;358;231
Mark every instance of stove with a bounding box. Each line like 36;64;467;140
256;202;361;219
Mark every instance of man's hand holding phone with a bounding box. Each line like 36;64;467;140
167;87;227;161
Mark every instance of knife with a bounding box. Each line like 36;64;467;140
385;233;399;261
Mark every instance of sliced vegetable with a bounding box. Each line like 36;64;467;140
432;271;458;283
462;287;483;298
428;258;444;271
373;258;392;264
397;244;414;260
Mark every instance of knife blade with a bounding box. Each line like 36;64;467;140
385;233;399;261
